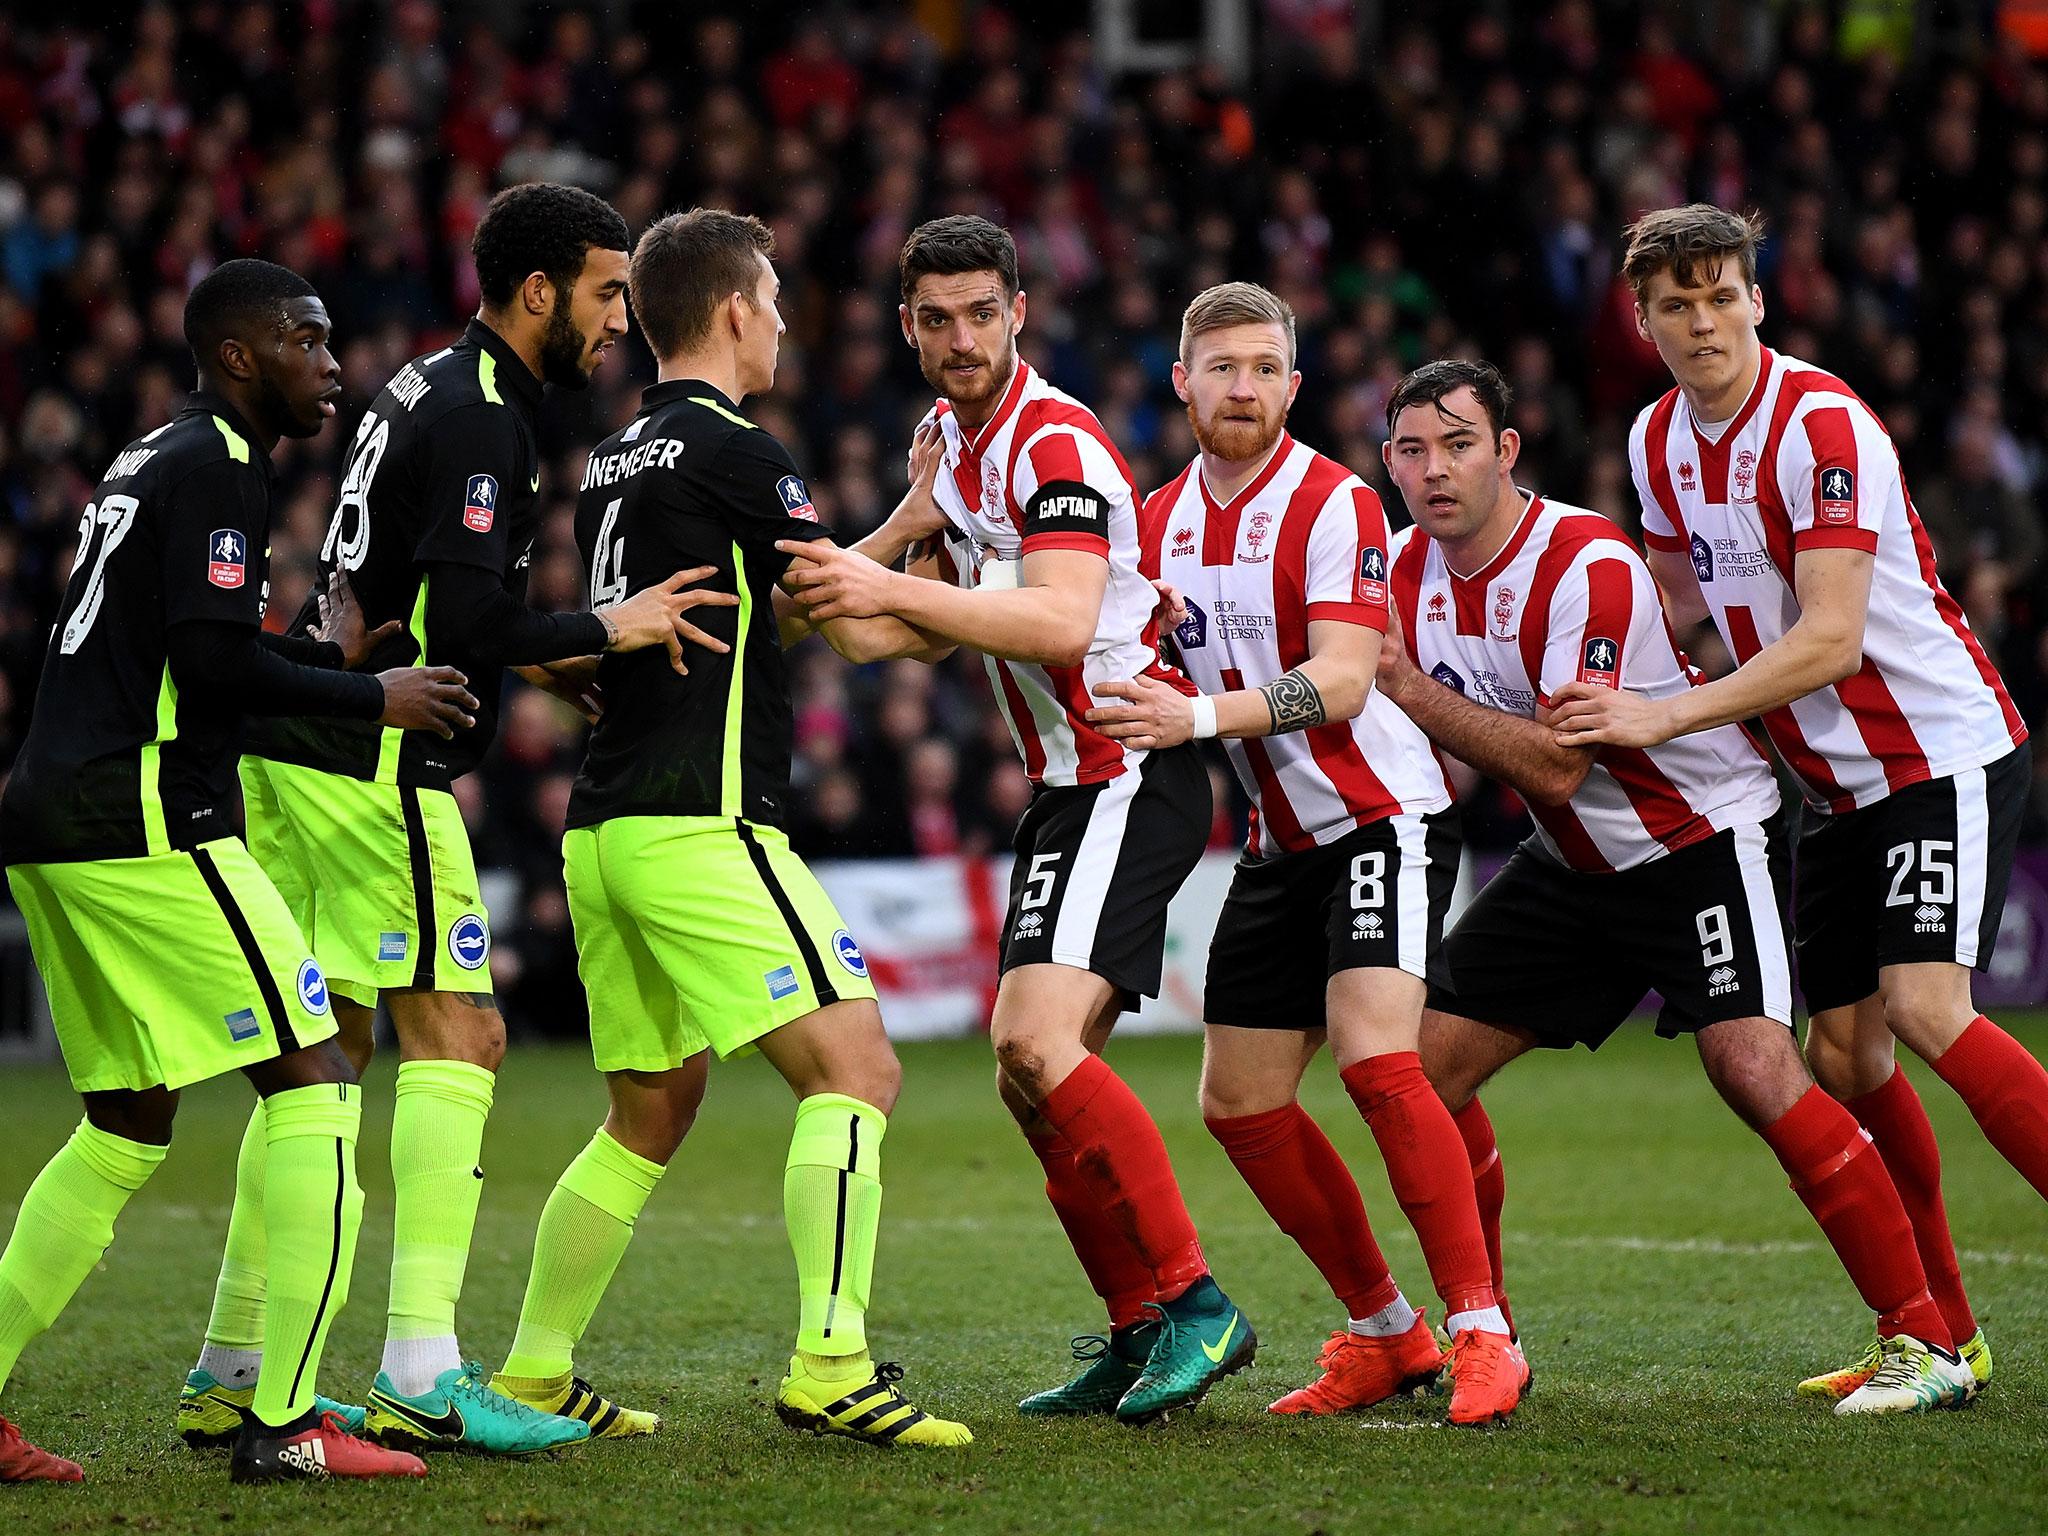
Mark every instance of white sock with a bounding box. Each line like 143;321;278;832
1349;1292;1420;1338
196;1344;263;1388
380;1334;462;1397
1445;1305;1511;1338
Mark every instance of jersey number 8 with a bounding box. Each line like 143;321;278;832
321;409;389;574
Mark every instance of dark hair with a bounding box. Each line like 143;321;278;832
898;215;1019;304
183;258;317;368
471;182;630;307
1385;359;1515;441
629;208;775;359
1621;204;1765;302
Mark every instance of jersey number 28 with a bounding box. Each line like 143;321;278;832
321;409;390;574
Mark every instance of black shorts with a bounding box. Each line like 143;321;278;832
1795;743;2031;1014
1426;822;1793;1050
1204;810;1461;1030
999;743;1211;1000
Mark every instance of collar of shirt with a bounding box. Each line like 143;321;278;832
181;391;277;479
463;316;545;418
639;377;740;416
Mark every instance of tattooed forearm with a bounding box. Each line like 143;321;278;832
1260;667;1327;733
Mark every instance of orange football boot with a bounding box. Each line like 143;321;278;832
1445;1329;1530;1426
1269;1314;1445;1415
0;1416;83;1482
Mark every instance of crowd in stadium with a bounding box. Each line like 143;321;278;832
1;3;2045;1029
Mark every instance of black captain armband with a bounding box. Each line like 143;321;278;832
1022;479;1110;541
1260;667;1327;734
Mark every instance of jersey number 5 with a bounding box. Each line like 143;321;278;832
321;409;390;574
59;495;140;654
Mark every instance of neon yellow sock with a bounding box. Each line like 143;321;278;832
251;1084;363;1428
385;1059;495;1357
785;1094;886;1361
201;1102;269;1355
501;1129;664;1380
0;1120;165;1391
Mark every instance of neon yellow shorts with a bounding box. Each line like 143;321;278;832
9;838;338;1093
241;756;492;1008
563;816;876;1071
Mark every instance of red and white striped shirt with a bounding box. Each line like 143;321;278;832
921;360;1181;787
1390;492;1779;873
1140;435;1452;857
1631;348;2026;814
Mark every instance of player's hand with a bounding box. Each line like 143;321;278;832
1548;681;1675;748
515;656;604;723
775;539;900;620
597;566;740;676
376;665;478;738
1376;605;1416;698
887;421;950;543
1149;579;1187;631
1086;672;1195;750
309;571;401;669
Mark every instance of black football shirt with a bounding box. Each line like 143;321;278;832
2;395;281;863
567;380;830;829
245;318;543;788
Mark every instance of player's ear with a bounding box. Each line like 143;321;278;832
1284;369;1303;412
215;335;256;385
1497;426;1521;474
898;302;915;347
522;270;552;319
1750;284;1765;325
1633;301;1651;344
1170;359;1190;403
1011;289;1026;336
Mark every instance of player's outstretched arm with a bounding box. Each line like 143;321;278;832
1551;545;1871;749
165;620;478;737
777;540;1105;667
1086;619;1379;749
1375;608;1593;805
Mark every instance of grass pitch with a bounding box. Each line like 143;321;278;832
4;1020;2047;1535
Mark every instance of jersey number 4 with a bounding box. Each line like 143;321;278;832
590;497;627;607
321;409;390;574
59;494;140;654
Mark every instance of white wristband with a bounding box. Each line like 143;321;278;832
1189;693;1219;740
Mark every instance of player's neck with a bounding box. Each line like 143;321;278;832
473;308;545;388
655;347;743;402
946;356;1018;434
196;375;279;456
1439;483;1529;578
1199;433;1285;504
1679;342;1762;429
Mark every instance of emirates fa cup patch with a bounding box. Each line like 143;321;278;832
1356;546;1388;607
1579;635;1620;688
777;475;818;522
1816;466;1855;527
207;528;247;588
463;473;498;532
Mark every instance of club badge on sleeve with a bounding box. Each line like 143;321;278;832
207;529;247;588
464;473;498;533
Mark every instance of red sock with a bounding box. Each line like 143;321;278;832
1340;1052;1495;1317
1025;1132;1157;1330
1844;1066;1976;1341
1036;1054;1207;1299
1204;1104;1398;1319
1933;1016;2048;1203
1451;1097;1512;1335
1760;1086;1950;1347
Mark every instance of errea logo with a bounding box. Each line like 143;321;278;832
1914;903;1947;933
1351;912;1383;940
1707;964;1739;996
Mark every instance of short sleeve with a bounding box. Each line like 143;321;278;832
1537;553;1647;701
1780;401;1885;556
707;426;833;552
1014;426;1115;557
160;457;268;629
1303;480;1391;631
1630;413;1682;552
412;403;524;573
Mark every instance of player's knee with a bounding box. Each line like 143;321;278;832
992;1033;1051;1100
1702;1022;1809;1129
82;1086;179;1146
1879;993;1973;1062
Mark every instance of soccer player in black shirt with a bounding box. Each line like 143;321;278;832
176;186;733;1456
0;259;472;1483
487;207;971;1447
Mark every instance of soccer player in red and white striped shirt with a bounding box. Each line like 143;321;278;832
1086;283;1513;1423
781;217;1252;1423
1382;360;1972;1415
1556;205;2034;1400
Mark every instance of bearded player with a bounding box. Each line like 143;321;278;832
781;216;1253;1425
1085;283;1514;1423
